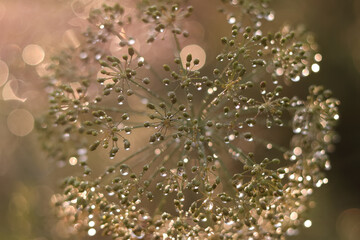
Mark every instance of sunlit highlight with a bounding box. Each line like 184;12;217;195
22;44;45;66
7;109;34;137
180;44;206;71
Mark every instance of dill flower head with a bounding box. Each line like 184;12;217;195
39;1;339;239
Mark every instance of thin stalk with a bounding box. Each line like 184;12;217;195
112;31;163;84
128;78;168;103
100;139;164;179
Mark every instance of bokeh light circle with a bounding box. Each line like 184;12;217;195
180;44;206;71
0;3;5;21
22;44;45;66
337;208;360;240
0;60;9;87
7;109;34;136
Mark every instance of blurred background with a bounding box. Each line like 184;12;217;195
0;0;359;239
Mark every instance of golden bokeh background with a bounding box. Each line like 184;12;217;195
0;0;359;239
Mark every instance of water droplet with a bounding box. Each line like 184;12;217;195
314;53;322;62
244;132;253;142
266;119;272;128
204;199;214;211
225;220;234;226
325;160;331;170
131;229;145;239
79;52;88;59
95;54;102;60
154;148;161;155
323;178;329;184
69;157;78;165
235;180;243;189
287;228;299;236
246;118;256;127
266;12;275;21
311;63;320;73
228;17;236;24
177;167;185;176
128;38;136;45
302;68;310;77
291;76;300;82
120;165;129;176
293;127;301;133
293;108;308;134
63;133;70;141
315;180;323;188
293;147;302;156
88;228;96;236
229;134;235;141
304;219;312;228
77;148;87;155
